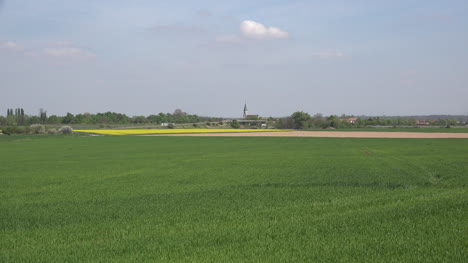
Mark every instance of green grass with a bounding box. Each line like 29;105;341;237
1;135;467;262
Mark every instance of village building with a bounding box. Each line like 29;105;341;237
415;120;430;125
238;103;268;128
243;103;248;119
347;117;358;124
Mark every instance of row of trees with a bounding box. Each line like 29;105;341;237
276;112;461;129
0;108;222;126
5;108;27;126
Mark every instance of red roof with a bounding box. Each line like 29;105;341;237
415;120;430;125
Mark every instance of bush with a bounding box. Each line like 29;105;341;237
231;120;240;129
16;126;27;134
48;128;58;134
30;124;46;134
59;126;73;134
167;123;175;129
275;118;294;129
192;123;198;127
2;126;15;135
1;126;29;135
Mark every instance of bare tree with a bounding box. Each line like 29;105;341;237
173;109;187;117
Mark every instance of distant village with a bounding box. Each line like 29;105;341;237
233;103;467;129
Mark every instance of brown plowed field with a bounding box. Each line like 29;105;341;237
143;131;468;138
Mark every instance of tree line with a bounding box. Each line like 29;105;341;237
1;108;462;129
0;108;222;126
276;111;461;129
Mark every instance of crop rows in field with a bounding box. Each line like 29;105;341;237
1;136;467;262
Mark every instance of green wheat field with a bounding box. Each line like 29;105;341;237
1;135;467;262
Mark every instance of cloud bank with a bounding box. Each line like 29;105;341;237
0;40;95;60
0;40;21;50
43;47;96;59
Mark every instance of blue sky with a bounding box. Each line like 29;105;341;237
1;0;467;117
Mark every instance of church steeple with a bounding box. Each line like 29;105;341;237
243;103;248;119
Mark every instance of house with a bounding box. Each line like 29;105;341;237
415;120;430;125
237;119;268;128
161;123;175;127
245;115;260;120
347;118;358;124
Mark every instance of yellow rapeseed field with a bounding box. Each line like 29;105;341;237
74;129;292;135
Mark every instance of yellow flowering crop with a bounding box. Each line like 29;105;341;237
74;129;292;135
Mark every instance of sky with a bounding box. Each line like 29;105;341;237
0;0;467;117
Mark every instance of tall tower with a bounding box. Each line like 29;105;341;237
243;103;248;119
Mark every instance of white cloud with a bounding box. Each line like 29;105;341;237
0;40;21;50
214;20;289;44
240;20;289;39
43;47;96;59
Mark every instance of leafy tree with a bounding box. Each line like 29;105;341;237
0;116;7;126
275;117;294;129
132;116;148;124
147;114;162;124
18;108;25;125
28;116;40;124
291;111;311;129
328;115;342;128
39;108;47;124
62;113;74;124
47;115;60;124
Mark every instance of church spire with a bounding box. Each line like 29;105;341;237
243;102;248;118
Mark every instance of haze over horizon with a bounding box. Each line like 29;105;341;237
1;0;467;117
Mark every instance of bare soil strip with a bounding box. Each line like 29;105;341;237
142;131;468;138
